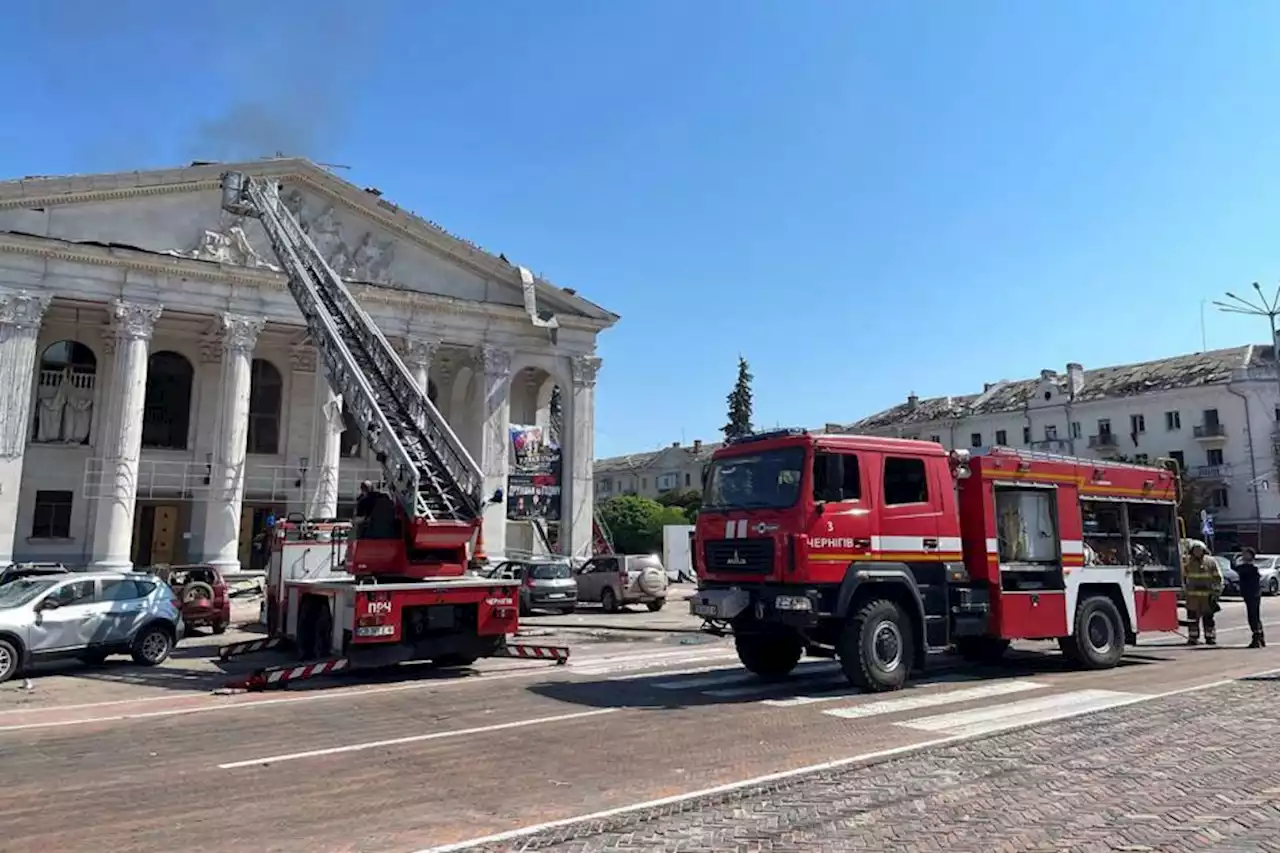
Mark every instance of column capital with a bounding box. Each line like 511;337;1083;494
477;344;513;383
0;290;51;340
570;354;602;389
399;335;442;368
218;312;265;355
102;299;161;353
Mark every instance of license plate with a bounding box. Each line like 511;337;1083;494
547;593;567;599
693;603;719;617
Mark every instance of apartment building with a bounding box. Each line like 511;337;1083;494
846;345;1280;550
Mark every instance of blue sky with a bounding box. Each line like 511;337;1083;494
4;1;1280;458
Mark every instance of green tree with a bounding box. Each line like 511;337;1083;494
598;495;689;554
656;487;702;523
723;356;754;441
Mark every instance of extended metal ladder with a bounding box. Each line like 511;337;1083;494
220;172;484;523
592;508;616;555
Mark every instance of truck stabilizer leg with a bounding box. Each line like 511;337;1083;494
491;643;570;664
225;657;351;692
218;636;286;660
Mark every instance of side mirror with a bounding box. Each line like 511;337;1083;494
37;598;60;611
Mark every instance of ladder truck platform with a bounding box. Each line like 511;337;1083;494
212;172;573;692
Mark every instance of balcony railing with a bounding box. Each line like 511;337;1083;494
1193;423;1227;439
1190;463;1232;479
1088;434;1118;449
1029;439;1071;453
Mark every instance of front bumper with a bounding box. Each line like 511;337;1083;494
526;592;578;608
690;586;820;627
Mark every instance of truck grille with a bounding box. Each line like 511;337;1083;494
704;539;774;573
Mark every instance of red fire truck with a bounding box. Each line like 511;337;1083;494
689;429;1182;692
214;172;566;690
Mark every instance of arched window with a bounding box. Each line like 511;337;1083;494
339;404;361;459
247;359;283;455
141;351;195;450
33;340;98;444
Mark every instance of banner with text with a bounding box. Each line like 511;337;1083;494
507;424;562;521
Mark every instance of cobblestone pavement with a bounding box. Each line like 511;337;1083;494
481;674;1280;853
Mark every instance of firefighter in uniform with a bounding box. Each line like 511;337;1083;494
1182;542;1222;645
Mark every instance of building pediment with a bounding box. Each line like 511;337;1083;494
0;159;616;327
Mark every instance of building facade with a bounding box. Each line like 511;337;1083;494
0;159;616;573
594;440;718;502
846;346;1280;550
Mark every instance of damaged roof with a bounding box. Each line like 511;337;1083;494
595;440;724;475
851;345;1272;432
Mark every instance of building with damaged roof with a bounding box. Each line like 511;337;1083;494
0;158;617;569
845;345;1280;549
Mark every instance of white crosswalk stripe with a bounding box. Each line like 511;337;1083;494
821;680;1044;720
897;689;1144;737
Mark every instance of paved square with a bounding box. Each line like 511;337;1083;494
483;676;1280;852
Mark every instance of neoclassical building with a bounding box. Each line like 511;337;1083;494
0;158;615;573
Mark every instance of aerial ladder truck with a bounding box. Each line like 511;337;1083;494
215;172;568;689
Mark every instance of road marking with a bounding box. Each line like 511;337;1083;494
822;680;1045;719
217;707;619;770
414;670;1279;853
898;689;1143;737
760;672;984;707
572;650;740;676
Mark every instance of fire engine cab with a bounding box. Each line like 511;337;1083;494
690;429;1182;692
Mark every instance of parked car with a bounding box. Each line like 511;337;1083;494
1213;556;1239;596
575;554;669;613
485;558;578;615
152;564;231;633
1241;554;1280;596
0;571;185;684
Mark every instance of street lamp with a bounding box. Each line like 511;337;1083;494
1212;282;1280;549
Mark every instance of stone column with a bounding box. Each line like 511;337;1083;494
198;313;265;574
563;354;601;559
477;344;512;559
90;299;163;570
308;365;344;518
401;336;440;399
0;291;51;567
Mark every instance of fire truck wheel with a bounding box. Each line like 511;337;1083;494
841;598;913;692
734;632;802;681
1066;595;1125;670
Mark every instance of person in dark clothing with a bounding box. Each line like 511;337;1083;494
1236;547;1266;648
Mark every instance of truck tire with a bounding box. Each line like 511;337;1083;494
954;636;1010;664
735;632;802;681
646;599;665;612
1063;595;1125;670
839;598;913;692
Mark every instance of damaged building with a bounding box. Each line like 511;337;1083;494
847;345;1280;550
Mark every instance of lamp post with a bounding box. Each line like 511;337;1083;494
1213;281;1280;400
1212;283;1280;549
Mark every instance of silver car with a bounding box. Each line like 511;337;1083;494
0;571;185;683
1248;554;1280;596
487;559;579;615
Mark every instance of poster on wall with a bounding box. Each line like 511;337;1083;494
507;424;562;521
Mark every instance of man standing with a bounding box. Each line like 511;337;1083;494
1183;542;1223;646
1236;547;1266;648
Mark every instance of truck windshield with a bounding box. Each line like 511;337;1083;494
703;447;806;510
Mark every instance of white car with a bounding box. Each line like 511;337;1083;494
0;571;185;683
